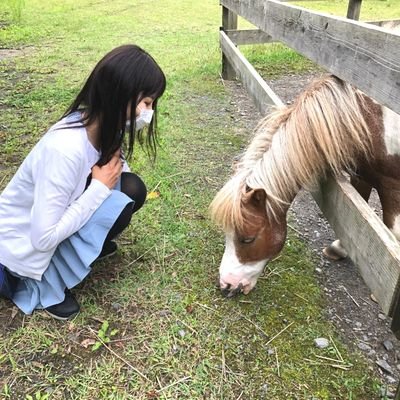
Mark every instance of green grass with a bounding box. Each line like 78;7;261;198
1;0;25;23
291;0;400;20
0;0;398;398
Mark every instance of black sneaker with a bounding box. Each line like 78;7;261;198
45;289;80;321
97;241;118;261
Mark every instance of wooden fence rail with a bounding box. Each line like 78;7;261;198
221;0;400;115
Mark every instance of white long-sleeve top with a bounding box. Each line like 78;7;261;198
0;113;125;280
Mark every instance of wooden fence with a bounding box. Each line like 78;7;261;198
219;0;400;339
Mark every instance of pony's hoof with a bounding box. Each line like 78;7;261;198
323;240;348;260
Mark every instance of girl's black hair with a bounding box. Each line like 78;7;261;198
63;44;166;165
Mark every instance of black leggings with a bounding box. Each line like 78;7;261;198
104;172;147;242
86;172;146;244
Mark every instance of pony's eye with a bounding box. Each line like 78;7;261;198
239;237;255;244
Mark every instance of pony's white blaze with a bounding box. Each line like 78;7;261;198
383;107;400;156
219;234;268;294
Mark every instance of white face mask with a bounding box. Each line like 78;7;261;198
135;108;154;130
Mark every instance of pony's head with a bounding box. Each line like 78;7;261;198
210;105;293;297
210;174;288;297
211;75;374;297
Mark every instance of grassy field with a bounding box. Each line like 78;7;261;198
0;0;399;399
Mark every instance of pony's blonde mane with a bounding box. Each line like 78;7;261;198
210;75;374;232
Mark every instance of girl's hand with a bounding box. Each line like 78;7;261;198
92;150;123;189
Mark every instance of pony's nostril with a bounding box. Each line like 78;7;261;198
226;283;244;298
220;282;245;298
220;283;233;297
221;287;231;297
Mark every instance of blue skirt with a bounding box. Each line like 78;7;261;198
10;189;132;315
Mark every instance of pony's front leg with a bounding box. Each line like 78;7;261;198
323;176;372;260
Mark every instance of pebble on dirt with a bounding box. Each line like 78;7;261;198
314;337;329;349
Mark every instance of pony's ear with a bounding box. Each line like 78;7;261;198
251;188;267;205
244;184;252;193
242;187;266;205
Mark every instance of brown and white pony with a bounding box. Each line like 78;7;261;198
210;74;400;297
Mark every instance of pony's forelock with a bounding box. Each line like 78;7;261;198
209;173;247;232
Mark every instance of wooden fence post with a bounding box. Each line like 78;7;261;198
221;6;238;80
347;0;362;20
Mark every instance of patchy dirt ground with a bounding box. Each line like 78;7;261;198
225;72;400;397
0;48;29;61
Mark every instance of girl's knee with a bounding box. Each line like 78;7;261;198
121;172;147;213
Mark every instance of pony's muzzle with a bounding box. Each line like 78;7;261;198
220;282;244;298
225;283;244;298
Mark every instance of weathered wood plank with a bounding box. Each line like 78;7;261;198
346;0;362;20
220;0;400;115
312;176;400;317
224;19;400;48
219;30;283;112
368;19;400;32
225;29;274;45
222;6;238;80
